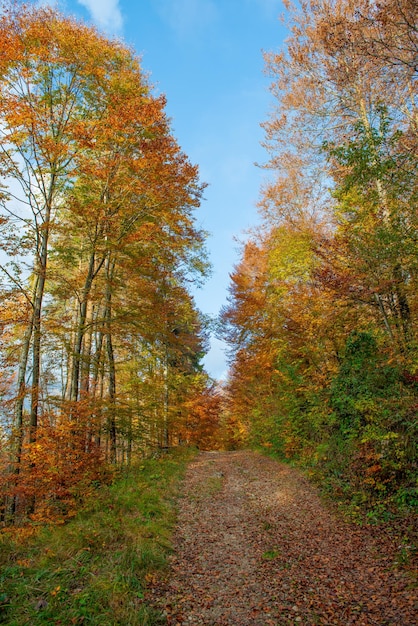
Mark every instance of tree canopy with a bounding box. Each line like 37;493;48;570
222;0;417;511
0;1;211;524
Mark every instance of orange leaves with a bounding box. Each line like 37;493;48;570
182;383;223;450
8;409;111;524
0;4;148;174
0;0;209;529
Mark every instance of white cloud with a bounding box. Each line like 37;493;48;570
157;0;218;38
77;0;123;34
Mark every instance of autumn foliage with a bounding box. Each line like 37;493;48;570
0;2;211;525
222;0;417;512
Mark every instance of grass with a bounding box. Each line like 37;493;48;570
188;473;224;503
0;446;197;625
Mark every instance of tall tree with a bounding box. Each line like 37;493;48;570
0;2;210;521
224;0;417;507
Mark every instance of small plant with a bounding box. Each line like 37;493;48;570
262;549;280;560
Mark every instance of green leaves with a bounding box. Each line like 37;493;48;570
222;0;418;516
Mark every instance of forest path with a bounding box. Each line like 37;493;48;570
148;450;416;625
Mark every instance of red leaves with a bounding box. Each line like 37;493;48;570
4;409;112;524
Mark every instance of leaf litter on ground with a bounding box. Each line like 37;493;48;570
147;450;417;625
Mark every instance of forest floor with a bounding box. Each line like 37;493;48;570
147;450;417;626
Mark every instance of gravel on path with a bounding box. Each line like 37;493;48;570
148;450;417;625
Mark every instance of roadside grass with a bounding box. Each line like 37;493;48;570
0;446;196;625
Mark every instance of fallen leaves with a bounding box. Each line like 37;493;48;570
148;451;417;625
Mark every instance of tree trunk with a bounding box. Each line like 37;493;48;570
359;98;412;347
10;314;34;520
29;187;54;441
80;300;94;396
105;255;117;463
69;251;101;403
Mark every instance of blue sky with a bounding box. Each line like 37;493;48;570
53;0;287;379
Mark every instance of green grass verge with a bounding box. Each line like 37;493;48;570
0;446;197;625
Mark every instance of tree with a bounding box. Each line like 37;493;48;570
224;0;417;509
0;2;210;523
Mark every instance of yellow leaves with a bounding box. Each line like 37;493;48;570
144;572;158;584
0;2;208;529
267;224;316;285
50;585;61;596
1;525;38;541
3;101;31;130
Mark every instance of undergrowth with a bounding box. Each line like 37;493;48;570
0;446;197;625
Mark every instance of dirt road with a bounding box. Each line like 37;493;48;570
149;450;416;625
